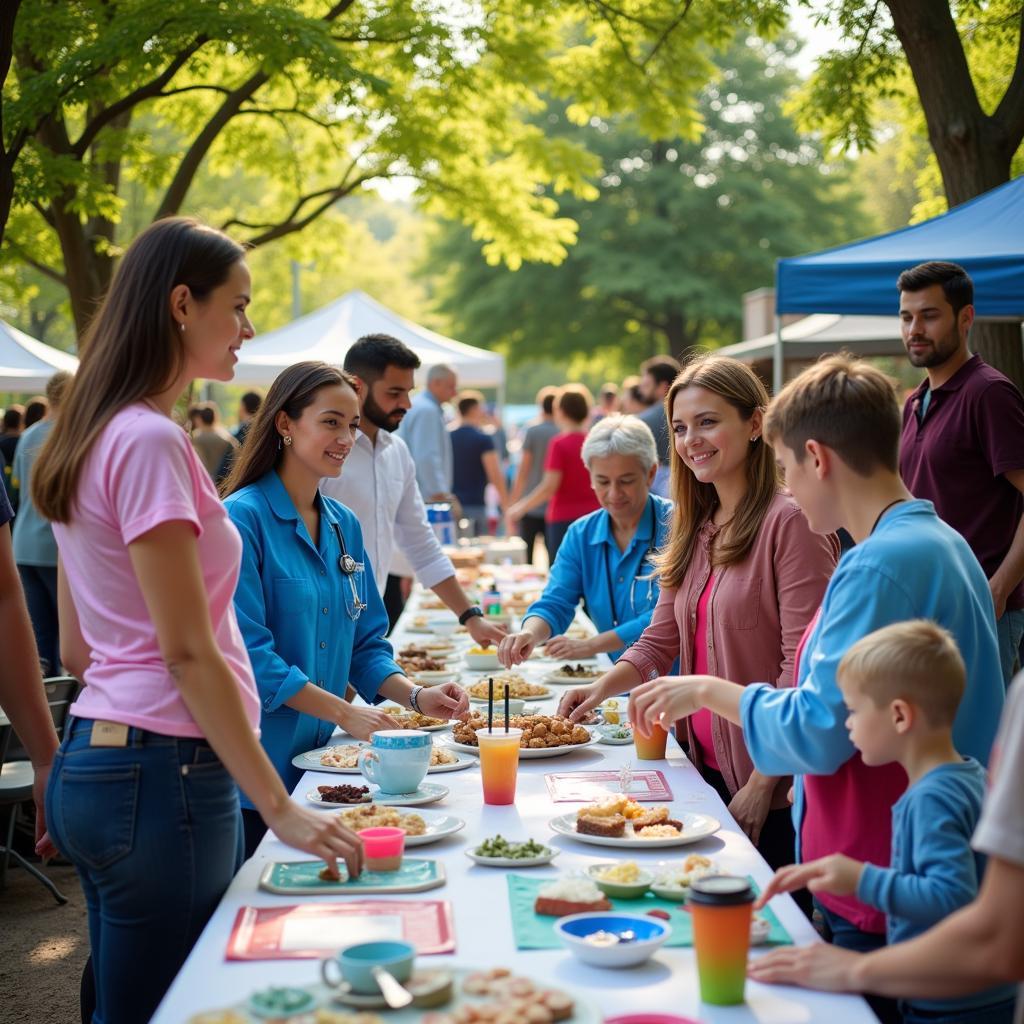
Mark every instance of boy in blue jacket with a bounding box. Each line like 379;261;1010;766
758;620;1016;1024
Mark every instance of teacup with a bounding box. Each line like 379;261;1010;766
321;939;415;995
358;729;431;795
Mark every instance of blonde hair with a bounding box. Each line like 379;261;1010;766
838;620;966;728
764;353;901;476
654;355;778;587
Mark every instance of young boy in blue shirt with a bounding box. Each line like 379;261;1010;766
758;620;1016;1024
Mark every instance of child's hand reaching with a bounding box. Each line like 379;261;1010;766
755;853;865;909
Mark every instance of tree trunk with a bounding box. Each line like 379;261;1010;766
0;0;22;250
974;322;1024;392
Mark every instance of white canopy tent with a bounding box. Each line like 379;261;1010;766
232;290;505;389
715;313;905;365
0;319;79;392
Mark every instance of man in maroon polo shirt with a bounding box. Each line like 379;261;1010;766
897;261;1024;685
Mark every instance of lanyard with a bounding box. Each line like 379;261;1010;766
604;500;658;627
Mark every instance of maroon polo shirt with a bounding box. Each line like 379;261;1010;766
900;354;1024;611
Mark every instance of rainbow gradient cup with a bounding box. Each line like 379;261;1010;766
476;727;522;805
689;876;755;1005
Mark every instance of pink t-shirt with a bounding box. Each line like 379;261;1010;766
690;573;719;771
54;403;259;738
544;432;600;523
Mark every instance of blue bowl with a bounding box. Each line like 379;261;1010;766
556;912;671;968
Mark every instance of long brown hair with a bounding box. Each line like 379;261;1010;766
654;354;780;588
220;361;359;498
33;218;246;522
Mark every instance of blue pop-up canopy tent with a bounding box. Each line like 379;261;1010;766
770;176;1024;389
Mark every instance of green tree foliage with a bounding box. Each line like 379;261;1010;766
431;35;865;370
0;0;788;333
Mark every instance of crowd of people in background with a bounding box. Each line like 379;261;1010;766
1;219;1024;1024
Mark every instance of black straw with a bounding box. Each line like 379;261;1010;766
488;676;494;733
504;683;510;732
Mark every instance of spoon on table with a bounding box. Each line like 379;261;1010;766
371;965;413;1008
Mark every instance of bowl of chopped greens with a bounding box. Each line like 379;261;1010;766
465;834;559;867
598;723;634;745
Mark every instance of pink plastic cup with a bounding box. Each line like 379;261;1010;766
357;826;405;872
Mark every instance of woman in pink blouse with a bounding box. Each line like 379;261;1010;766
560;355;837;872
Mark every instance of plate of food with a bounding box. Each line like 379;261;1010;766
305;783;372;806
376;706;452;731
447;713;601;759
293;743;474;774
649;854;717;899
465;835;560;868
548;796;720;848
597;723;634;745
411;670;462;685
306;781;450;808
544;663;604;684
466;675;552;701
329;804;466;847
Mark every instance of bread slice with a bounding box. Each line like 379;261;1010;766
631;806;669;829
534;895;612;917
576;813;627;838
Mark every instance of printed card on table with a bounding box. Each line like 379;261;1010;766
544;769;673;803
226;900;455;960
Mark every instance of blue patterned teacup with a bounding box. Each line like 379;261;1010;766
357;729;431;794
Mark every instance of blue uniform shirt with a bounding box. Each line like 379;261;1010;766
524;494;673;661
225;471;403;801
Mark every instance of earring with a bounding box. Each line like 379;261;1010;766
283;435;292;447
179;322;185;332
750;435;759;443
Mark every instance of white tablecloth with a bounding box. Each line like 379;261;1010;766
151;596;879;1024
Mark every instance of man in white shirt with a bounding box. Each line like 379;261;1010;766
321;334;505;646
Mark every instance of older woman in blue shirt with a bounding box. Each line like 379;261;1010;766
499;415;671;667
223;362;469;854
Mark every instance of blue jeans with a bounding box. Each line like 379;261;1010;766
47;718;243;1024
996;607;1024;687
17;563;59;675
900;997;1016;1024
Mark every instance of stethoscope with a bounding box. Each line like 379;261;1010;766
330;520;367;619
604;500;659;626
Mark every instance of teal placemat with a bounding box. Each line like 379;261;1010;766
260;858;444;894
507;874;791;950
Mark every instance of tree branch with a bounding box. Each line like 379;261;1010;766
155;0;359;219
227;175;377;247
993;8;1024;150
72;35;209;157
235;105;338;133
157;84;235;99
3;236;67;287
642;0;694;68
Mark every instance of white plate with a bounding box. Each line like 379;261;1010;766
544;670;604;685
305;782;449;808
325;807;465;847
293;745;476;774
468;686;552;702
464;845;560;868
548;811;721;848
597;728;635;745
413;670;462;683
445;730;602;760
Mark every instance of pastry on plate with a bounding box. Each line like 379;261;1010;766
534;877;612;917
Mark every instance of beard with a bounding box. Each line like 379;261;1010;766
363;389;405;433
904;323;961;369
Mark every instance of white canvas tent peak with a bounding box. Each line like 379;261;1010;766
0;319;79;392
715;314;905;364
232;290;505;389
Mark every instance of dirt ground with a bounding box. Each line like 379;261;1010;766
0;860;89;1024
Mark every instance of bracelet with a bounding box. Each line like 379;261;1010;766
409;685;424;713
458;605;484;626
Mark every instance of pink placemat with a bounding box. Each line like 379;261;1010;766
226;900;455;959
544;769;673;803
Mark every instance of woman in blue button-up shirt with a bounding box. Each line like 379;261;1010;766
499;415;671;667
222;362;468;854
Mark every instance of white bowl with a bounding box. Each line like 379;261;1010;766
555;912;671;968
464;652;501;670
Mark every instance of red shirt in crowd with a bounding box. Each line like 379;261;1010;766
544;432;600;523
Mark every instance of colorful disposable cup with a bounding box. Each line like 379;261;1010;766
357;826;405;871
631;720;668;760
476;727;522;805
688;876;755;1005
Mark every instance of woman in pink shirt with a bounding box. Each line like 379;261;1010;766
560;355;836;874
31;219;364;1024
508;384;600;559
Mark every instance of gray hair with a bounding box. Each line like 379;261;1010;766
581;414;658;472
426;363;455;384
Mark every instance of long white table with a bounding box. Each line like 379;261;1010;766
152;595;879;1024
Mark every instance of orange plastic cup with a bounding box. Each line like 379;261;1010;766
476;727;522;805
632;720;668;760
689;876;755;1005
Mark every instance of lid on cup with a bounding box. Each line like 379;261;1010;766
688;875;755;906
